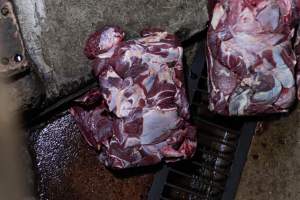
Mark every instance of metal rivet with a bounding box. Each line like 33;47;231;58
14;54;23;63
1;57;9;65
1;7;9;16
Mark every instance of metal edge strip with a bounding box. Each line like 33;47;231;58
221;122;257;200
147;165;169;200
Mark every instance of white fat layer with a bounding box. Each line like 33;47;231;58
142;145;163;159
165;47;181;62
211;4;225;30
229;89;251;115
256;4;279;30
124;137;140;148
142;54;163;71
105;68;120;78
142;75;156;92
99;27;121;50
148;89;175;101
272;47;295;88
105;88;119;112
217;68;230;77
222;32;283;68
122;45;180;73
139;32;168;43
158;67;174;84
122;44;144;66
140;109;178;145
253;77;282;103
254;59;274;74
101;69;122;111
115;84;145;118
97;47;116;58
142;48;180;71
234;7;261;33
273;67;294;88
241;77;256;86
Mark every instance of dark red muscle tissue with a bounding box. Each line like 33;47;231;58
70;26;197;169
207;0;297;115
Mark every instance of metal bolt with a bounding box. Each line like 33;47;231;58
14;54;23;63
1;57;9;65
1;7;9;16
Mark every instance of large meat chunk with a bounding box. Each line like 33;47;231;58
207;0;297;115
70;26;196;169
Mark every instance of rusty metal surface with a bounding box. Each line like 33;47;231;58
29;112;154;200
0;0;28;76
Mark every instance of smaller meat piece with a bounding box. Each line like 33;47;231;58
207;0;297;115
70;26;196;169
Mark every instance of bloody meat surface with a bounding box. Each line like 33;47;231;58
70;26;197;169
207;0;297;116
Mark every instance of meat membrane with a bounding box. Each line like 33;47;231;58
70;26;197;169
207;0;297;115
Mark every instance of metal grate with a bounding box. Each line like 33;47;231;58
148;37;257;200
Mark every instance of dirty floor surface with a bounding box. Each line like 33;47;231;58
236;105;300;200
29;113;154;200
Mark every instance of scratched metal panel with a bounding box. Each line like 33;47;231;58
0;0;28;76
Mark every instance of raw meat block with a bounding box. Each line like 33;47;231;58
207;0;297;116
70;26;197;169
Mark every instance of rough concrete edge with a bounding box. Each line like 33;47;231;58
13;0;59;97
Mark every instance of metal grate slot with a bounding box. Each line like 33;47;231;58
192;112;244;132
197;133;236;148
161;185;202;200
171;162;227;183
197;123;238;140
168;168;222;190
190;159;229;176
198;77;208;90
160;197;171;200
193;90;209;104
193;152;232;170
191;160;227;176
197;137;235;154
165;179;212;197
192;116;241;134
196;146;234;160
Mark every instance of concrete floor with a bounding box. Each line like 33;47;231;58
236;105;300;200
29;112;154;200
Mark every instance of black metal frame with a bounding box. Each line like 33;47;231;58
221;122;256;200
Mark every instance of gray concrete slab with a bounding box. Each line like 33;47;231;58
236;106;300;200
